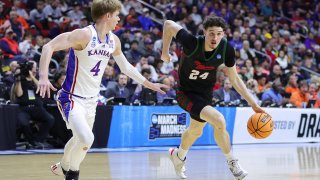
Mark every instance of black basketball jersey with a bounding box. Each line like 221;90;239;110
178;36;228;95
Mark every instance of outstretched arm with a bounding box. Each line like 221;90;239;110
113;35;168;94
37;28;91;98
227;65;265;113
161;20;183;62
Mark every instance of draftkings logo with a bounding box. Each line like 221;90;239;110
149;113;187;139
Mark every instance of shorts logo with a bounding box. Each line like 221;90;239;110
149;113;187;139
217;54;221;59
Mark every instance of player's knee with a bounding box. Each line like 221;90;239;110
215;116;226;130
79;132;94;149
188;128;203;138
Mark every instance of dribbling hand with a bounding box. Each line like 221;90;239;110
252;104;266;114
36;77;57;98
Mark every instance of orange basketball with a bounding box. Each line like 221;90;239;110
247;113;274;139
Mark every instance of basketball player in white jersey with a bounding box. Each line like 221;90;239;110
36;0;168;179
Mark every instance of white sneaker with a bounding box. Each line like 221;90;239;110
168;148;187;179
227;159;248;180
51;162;67;176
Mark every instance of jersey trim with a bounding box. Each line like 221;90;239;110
222;38;227;64
92;24;109;44
202;37;225;61
62;48;77;92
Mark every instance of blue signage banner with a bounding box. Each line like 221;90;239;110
107;106;236;148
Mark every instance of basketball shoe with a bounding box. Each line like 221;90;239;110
227;159;248;180
168;148;187;179
51;162;67;176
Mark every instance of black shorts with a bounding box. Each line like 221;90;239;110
176;90;212;123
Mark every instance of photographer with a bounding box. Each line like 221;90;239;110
12;60;54;148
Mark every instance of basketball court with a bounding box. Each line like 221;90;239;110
0;143;319;180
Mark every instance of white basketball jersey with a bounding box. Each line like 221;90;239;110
62;25;116;97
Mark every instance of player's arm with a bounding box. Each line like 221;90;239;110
227;66;265;113
112;35;168;94
161;20;183;62
37;28;91;98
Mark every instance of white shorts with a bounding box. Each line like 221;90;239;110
57;90;98;129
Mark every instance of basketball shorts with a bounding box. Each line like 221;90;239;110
176;90;212;123
56;89;98;129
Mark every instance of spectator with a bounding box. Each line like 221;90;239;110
135;55;158;82
101;65;116;89
0;11;25;41
275;49;289;70
261;79;287;107
43;0;63;25
131;68;157;105
119;29;132;54
161;42;178;74
285;73;299;95
190;5;202;27
212;78;240;105
104;73;131;103
29;0;47;23
11;61;54;148
290;80;310;108
67;2;85;26
309;82;320;108
0;28;23;65
245;79;260;105
12;0;29;20
229;31;243;50
240;40;255;61
268;64;285;84
125;40;142;65
137;8;155;31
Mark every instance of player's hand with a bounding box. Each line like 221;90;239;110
36;77;57;98
161;53;171;63
150;83;170;94
252;104;266;114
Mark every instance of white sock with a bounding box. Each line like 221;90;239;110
224;151;235;161
177;146;188;160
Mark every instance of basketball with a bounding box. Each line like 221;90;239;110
247;113;273;139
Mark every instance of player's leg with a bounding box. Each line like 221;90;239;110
66;101;94;174
200;106;247;179
169;118;206;179
200;106;231;154
179;119;206;159
51;92;75;176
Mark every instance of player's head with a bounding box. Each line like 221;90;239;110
203;15;227;50
91;0;121;29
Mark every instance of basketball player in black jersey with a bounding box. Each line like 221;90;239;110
161;15;265;179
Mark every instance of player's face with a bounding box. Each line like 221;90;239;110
204;27;224;50
108;10;120;30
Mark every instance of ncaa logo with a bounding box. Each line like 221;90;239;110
217;54;221;59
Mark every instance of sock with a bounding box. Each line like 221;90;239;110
224;151;235;161
177;146;188;160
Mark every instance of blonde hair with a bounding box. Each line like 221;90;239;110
91;0;122;22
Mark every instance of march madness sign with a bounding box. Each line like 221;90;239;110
149;113;187;139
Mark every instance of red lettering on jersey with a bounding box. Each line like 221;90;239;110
195;60;215;70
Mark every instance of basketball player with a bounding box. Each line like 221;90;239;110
36;0;168;179
161;16;265;179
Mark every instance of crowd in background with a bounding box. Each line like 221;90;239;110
0;0;320;109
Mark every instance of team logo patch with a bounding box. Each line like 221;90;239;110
217;54;222;59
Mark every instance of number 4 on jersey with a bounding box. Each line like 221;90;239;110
90;60;102;76
189;70;209;80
